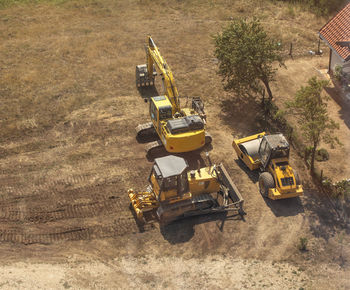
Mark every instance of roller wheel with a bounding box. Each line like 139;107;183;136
259;172;275;198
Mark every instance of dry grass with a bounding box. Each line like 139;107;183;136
0;0;329;144
0;3;349;288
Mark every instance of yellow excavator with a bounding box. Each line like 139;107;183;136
135;36;211;157
232;132;303;200
128;154;244;226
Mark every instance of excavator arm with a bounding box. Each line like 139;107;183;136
145;36;180;112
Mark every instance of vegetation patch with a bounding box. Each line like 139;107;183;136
297;237;308;251
315;148;329;162
271;0;347;16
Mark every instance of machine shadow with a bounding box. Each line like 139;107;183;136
324;86;350;130
160;211;244;244
234;158;259;183
219;97;265;133
146;149;212;165
137;85;159;100
263;196;304;217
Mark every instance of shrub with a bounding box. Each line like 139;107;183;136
298;237;308;251
315;148;329;161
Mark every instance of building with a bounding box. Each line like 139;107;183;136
319;3;350;77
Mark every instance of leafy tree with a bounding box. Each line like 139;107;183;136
286;77;340;172
213;18;284;105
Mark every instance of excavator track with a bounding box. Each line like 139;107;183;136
145;140;165;158
136;122;157;142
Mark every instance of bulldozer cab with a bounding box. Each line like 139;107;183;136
258;134;290;170
149;155;189;201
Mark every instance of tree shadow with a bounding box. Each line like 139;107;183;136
302;188;350;241
219;96;265;134
324;86;350;130
263;196;304;217
160;211;244;244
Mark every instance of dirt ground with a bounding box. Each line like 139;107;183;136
273;56;350;182
0;1;349;289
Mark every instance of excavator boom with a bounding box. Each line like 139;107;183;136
146;36;180;112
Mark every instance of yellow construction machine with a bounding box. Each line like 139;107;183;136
232;132;303;200
135;36;211;157
128;155;244;226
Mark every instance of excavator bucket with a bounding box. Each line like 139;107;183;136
136;64;157;87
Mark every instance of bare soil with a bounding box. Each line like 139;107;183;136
0;1;349;289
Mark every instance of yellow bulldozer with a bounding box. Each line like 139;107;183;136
128;154;244;226
232;132;303;200
135;36;211;157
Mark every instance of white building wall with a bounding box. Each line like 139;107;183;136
330;49;345;72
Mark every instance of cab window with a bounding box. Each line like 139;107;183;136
159;106;172;120
162;176;177;190
150;101;157;121
259;138;269;165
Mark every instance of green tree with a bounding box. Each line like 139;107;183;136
286;77;340;172
213;18;284;105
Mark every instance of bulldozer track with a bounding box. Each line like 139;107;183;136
0;175;123;206
0;171;148;244
0;217;138;244
0;197;124;223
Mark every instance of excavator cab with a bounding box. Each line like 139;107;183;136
149;96;173;120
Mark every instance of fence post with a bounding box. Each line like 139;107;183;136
289;43;293;59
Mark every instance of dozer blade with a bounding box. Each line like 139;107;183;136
128;189;159;224
215;164;245;216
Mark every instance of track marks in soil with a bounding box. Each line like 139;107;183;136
0;173;146;244
0;217;138;245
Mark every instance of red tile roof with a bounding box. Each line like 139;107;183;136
319;3;350;61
